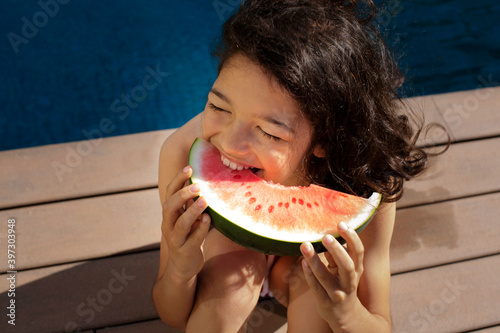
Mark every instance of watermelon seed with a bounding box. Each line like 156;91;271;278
278;202;283;207
298;199;304;205
255;205;262;211
268;206;274;213
249;197;256;204
292;198;297;204
233;175;242;179
285;203;289;208
245;191;252;197
307;203;312;208
314;202;319;206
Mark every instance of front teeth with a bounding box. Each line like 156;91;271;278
221;155;249;171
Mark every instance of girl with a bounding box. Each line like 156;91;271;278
153;0;435;331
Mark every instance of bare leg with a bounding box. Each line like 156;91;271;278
186;229;267;333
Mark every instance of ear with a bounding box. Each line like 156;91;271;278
313;144;326;158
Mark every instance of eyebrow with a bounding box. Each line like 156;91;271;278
209;88;295;134
209;88;232;104
262;116;295;134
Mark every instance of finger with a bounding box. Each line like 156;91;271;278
338;222;364;275
300;242;339;298
324;251;337;270
301;259;333;306
183;213;211;250
165;166;192;198
184;179;195;209
322;226;357;293
162;183;203;235
171;196;208;248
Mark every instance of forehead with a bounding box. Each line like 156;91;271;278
214;54;309;131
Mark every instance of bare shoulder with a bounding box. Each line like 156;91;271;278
158;113;203;203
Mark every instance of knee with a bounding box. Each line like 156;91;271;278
268;256;306;306
202;249;267;293
198;231;268;304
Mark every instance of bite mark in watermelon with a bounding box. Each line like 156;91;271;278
189;138;381;256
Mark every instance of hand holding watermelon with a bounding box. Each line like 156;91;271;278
161;166;211;279
300;222;390;331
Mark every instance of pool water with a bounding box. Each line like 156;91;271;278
1;0;499;151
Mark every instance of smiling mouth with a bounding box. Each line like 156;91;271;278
220;155;262;175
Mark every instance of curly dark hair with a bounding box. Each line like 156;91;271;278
212;0;444;202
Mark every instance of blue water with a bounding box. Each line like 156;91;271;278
1;0;499;151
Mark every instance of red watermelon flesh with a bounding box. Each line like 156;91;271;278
189;138;381;255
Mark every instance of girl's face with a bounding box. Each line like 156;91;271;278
201;54;314;186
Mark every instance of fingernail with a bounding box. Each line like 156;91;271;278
183;166;191;173
202;214;209;224
302;242;313;256
338;222;348;232
190;184;200;193
324;234;334;245
196;197;206;207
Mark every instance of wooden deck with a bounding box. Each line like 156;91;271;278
1;87;499;333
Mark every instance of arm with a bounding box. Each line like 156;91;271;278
152;115;209;330
300;202;396;332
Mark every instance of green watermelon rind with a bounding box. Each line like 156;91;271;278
188;138;382;256
206;198;380;256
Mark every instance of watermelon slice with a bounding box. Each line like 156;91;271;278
189;138;381;256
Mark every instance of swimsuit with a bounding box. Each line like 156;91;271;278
260;255;277;298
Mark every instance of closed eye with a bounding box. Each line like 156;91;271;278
258;127;282;142
207;102;229;113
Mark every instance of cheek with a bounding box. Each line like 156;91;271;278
265;150;297;176
201;110;223;140
280;144;310;178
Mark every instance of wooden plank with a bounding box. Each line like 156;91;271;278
96;304;288;333
398;137;500;208
0;129;174;209
0;251;159;333
96;319;182;333
391;192;500;274
432;87;500;142
398;94;452;147
391;254;500;333
0;189;161;273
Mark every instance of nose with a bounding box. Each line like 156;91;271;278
220;121;251;156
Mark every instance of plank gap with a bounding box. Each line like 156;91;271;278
6;248;160;275
398;188;500;210
419;133;500;149
0;186;158;212
391;251;500;277
465;324;500;332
